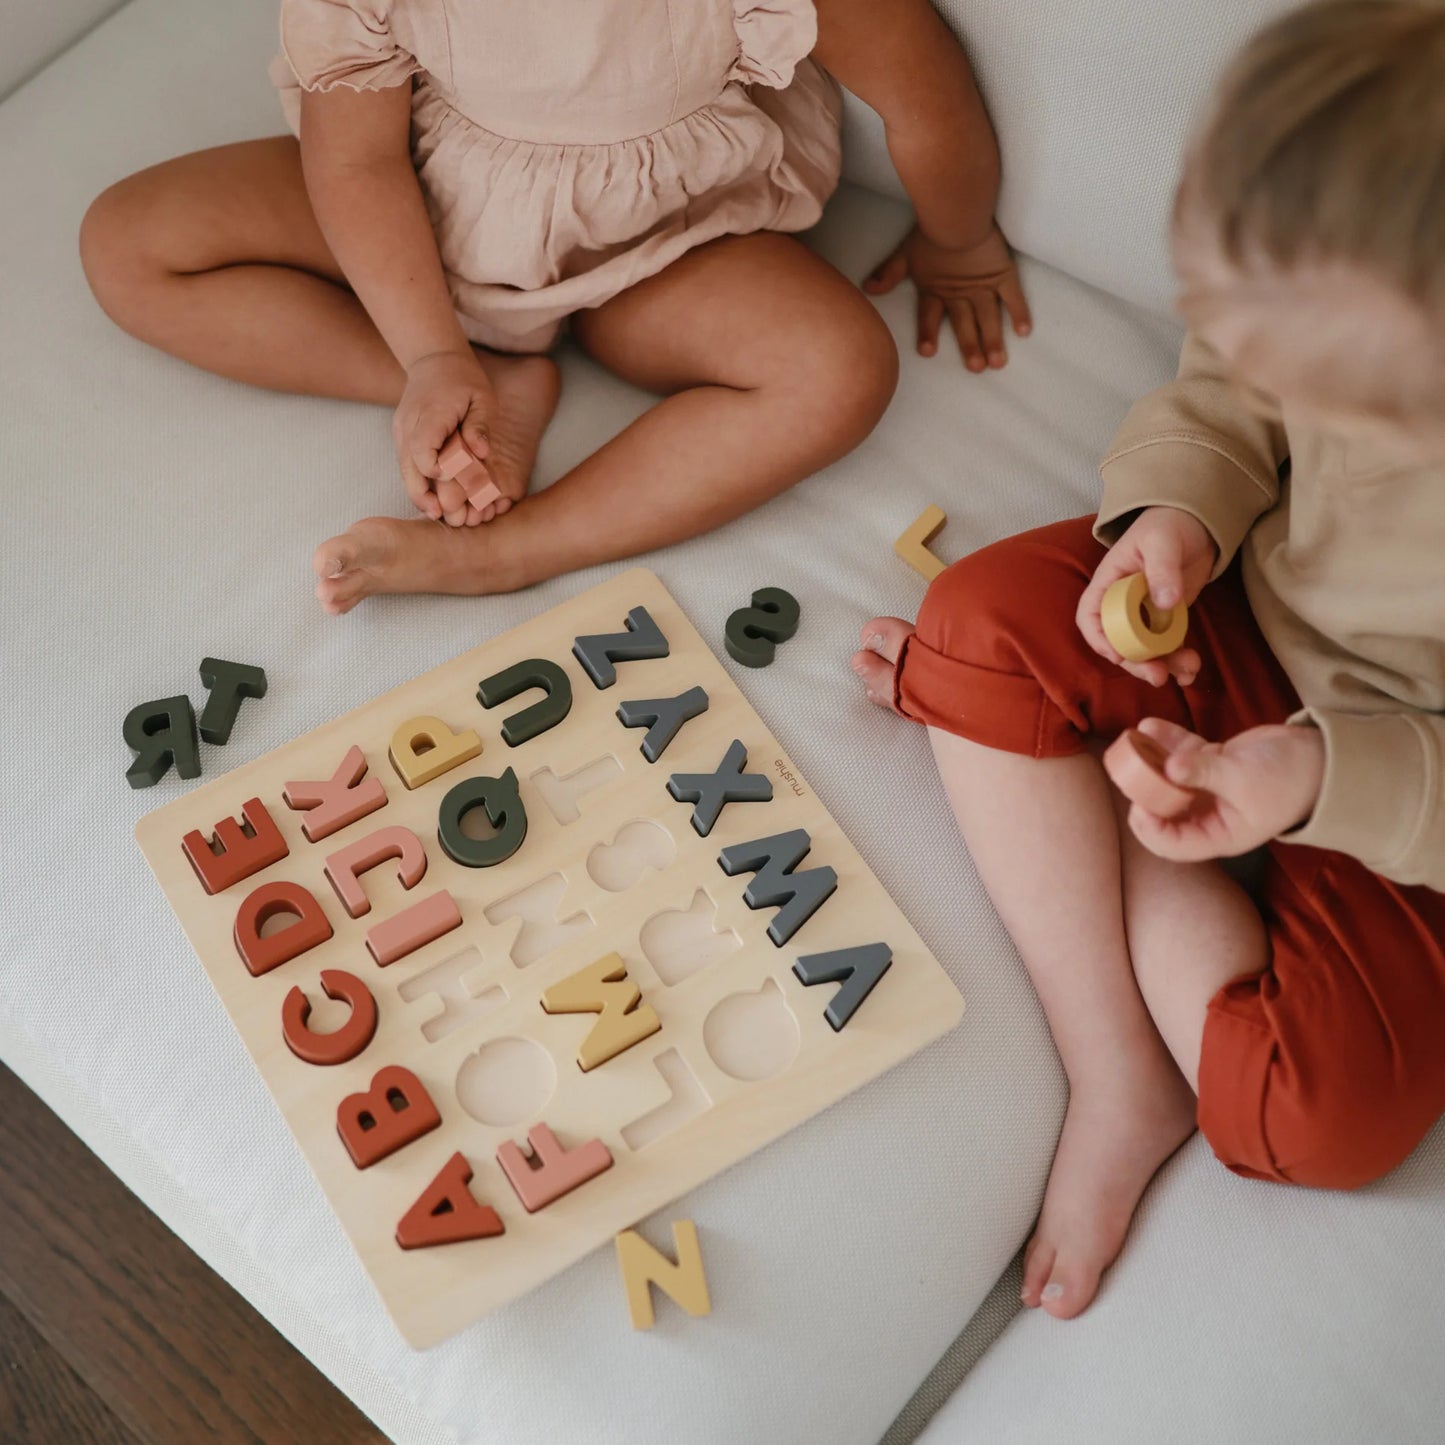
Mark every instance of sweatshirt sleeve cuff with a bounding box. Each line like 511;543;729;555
1094;437;1277;581
1279;709;1444;884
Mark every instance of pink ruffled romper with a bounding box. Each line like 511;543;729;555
272;0;843;353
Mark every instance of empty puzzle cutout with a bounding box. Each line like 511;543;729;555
455;1036;557;1128
586;820;677;893
620;1049;712;1151
530;755;624;826
397;947;508;1043
639;890;742;986
702;977;799;1081
484;872;595;968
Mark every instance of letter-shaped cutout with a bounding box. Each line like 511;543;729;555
615;1221;711;1330
477;659;573;747
717;829;838;947
723;587;801;669
388;715;482;791
281;969;378;1065
283;744;387;843
336;1064;441;1169
616;686;710;764
572;605;669;689
396;1152;505;1249
197;658;268;745
496;1123;613;1212
123;695;200;789
667;739;773;838
366;891;463;967
793;943;894;1031
233;880;333;977
438;769;528;868
540;953;661;1072
323;824;428;918
181;796;289;896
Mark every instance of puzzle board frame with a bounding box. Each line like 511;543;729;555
135;569;965;1348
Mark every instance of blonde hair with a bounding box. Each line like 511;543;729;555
1180;0;1445;312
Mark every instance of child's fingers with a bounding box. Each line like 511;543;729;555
1160;743;1236;797
1138;526;1188;611
1076;546;1142;656
435;475;470;528
949;299;986;372
917;292;945;356
1000;272;1033;338
399;454;442;521
460;409;492;469
1128;805;1213;862
864;249;909;295
1162;647;1203;686
1135;717;1207;756
972;290;1008;369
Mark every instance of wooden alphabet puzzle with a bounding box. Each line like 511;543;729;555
135;569;965;1347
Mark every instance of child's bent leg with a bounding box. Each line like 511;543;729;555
1185;848;1445;1190
1114;820;1268;1092
856;521;1246;1317
81;139;559;508
928;730;1196;1319
313;232;897;609
81;138;404;402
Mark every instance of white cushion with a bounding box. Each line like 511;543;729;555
0;0;126;99
0;0;1193;1440
841;0;1301;317
918;1129;1445;1445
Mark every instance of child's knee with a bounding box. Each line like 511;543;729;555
916;518;1098;665
800;293;898;444
79;177;153;315
1202;1035;1427;1191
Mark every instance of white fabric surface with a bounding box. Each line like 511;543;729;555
918;1130;1445;1445
840;0;1301;317
0;0;1196;1440
0;0;125;99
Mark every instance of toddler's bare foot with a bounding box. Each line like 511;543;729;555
1020;1059;1196;1319
467;351;560;520
313;515;521;614
850;616;914;712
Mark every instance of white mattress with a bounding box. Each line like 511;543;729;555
919;1128;1445;1445
0;0;1192;1440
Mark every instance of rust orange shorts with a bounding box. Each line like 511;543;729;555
894;516;1445;1189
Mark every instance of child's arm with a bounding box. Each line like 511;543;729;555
1075;334;1290;682
300;85;493;523
814;0;1030;372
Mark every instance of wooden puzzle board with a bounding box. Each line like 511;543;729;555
135;569;965;1348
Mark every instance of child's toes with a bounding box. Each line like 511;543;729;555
858;616;915;664
1020;1236;1056;1309
850;648;899;711
312;534;358;582
1038;1261;1102;1321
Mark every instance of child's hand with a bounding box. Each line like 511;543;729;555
393;350;496;526
864;222;1031;371
1077;507;1218;687
1120;717;1325;861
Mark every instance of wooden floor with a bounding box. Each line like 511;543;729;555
0;1064;388;1445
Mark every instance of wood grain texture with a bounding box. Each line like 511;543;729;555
0;1292;136;1445
135;568;966;1348
0;1065;386;1445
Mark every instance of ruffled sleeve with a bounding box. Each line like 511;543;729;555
730;0;818;89
280;0;419;93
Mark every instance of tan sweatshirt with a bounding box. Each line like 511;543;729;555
1094;334;1445;891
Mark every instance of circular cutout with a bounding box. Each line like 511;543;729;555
703;978;800;1081
455;1036;556;1127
